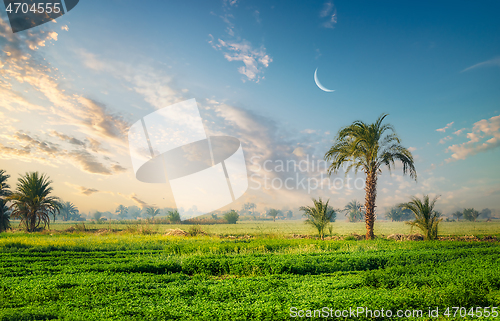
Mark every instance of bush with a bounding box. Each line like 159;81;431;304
187;225;205;236
223;210;239;224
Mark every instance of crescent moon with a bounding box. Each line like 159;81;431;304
314;68;335;92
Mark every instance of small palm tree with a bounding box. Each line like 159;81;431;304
324;114;417;239
59;201;79;221
8;172;61;232
300;197;336;240
145;207;160;219
399;195;441;240
344;200;364;222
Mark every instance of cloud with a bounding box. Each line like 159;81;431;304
120;193;150;208
208;3;272;82
210;37;272;82
66;150;113;175
446;114;500;161
320;1;337;28
408;147;417;152
436;121;454;133
439;136;452;144
50;130;85;146
79;187;99;196
462;57;500;72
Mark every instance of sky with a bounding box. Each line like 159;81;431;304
0;0;499;218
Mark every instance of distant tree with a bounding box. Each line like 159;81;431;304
286;210;293;219
59;202;79;221
452;210;463;221
211;213;218;220
128;206;141;219
300;197;336;240
8;172;61;232
344;200;364;222
324;114;417;239
267;209;281;222
145;207;160;219
0;170;11;232
223;210;239;224
385;207;414;222
479;208;492;220
167;210;181;223
385;207;402;222
0;200;10;232
115;205;128;220
92;211;102;221
463;208;480;222
399;195;442;240
242;202;256;216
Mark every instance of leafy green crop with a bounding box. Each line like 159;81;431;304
1;235;499;320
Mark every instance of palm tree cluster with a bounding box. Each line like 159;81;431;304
325;114;417;239
8;172;61;232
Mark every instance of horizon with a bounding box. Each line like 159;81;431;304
1;1;499;217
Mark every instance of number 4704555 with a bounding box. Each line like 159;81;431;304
443;307;498;318
6;2;61;14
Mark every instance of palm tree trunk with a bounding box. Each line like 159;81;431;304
364;171;377;240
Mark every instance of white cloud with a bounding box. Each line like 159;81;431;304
436;121;454;133
319;1;337;28
210;37;272;82
446;115;500;161
462;57;500;72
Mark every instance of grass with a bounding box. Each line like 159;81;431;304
1;221;499;320
22;220;500;238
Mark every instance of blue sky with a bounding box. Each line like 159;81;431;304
0;0;499;217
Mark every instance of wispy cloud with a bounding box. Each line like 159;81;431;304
446;115;500;161
209;36;272;82
119;193;150;209
320;1;337;29
208;2;272;82
462;57;500;72
436;121;454;133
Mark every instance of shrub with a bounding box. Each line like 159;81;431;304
223;210;239;224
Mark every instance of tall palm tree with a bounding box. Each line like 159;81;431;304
59;201;79;221
344;200;364;222
300;197;336;240
399;195;441;240
324;114;417;239
8;172;61;232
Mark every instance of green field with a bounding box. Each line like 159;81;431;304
36;220;500;238
1;222;500;320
